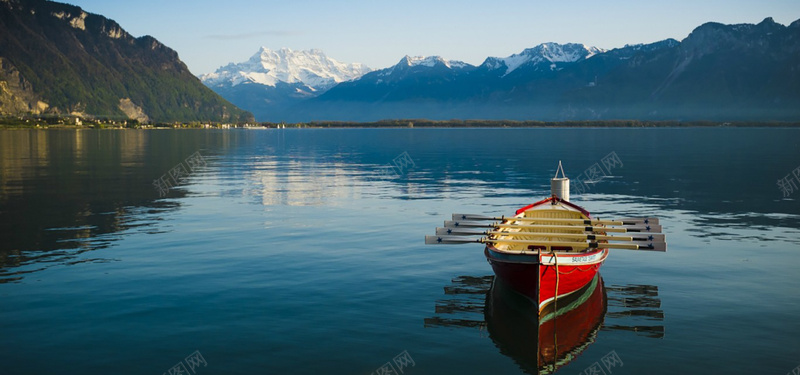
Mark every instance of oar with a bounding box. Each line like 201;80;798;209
444;220;662;233
435;227;665;242
453;213;659;226
425;235;667;252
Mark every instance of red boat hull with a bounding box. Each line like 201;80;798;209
485;247;606;313
483;197;608;312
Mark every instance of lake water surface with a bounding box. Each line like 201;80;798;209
1;128;799;374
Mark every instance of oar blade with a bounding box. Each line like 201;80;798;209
607;233;666;243
425;235;482;245
602;241;667;251
619;224;662;233
452;213;496;221
443;220;493;228
435;227;485;236
637;242;667;252
617;217;660;225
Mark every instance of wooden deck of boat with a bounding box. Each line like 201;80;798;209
495;204;590;253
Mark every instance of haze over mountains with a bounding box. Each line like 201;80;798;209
203;17;800;123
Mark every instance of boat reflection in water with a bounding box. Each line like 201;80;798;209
489;274;605;374
425;274;664;374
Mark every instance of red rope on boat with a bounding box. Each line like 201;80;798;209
552;250;560;371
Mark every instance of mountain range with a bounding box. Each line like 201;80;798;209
0;0;252;123
199;48;369;122
2;0;798;124
203;17;800;122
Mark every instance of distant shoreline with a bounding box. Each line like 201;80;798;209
277;119;800;128
2;118;800;129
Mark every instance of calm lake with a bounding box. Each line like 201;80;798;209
1;128;799;374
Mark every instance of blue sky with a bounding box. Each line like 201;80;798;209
64;0;800;75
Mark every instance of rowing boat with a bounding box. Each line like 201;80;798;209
483;194;608;314
426;161;665;314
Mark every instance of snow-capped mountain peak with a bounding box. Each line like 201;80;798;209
403;55;444;67
485;43;606;75
522;42;605;62
200;47;372;90
397;55;471;70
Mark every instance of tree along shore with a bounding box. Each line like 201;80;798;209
2;117;799;129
